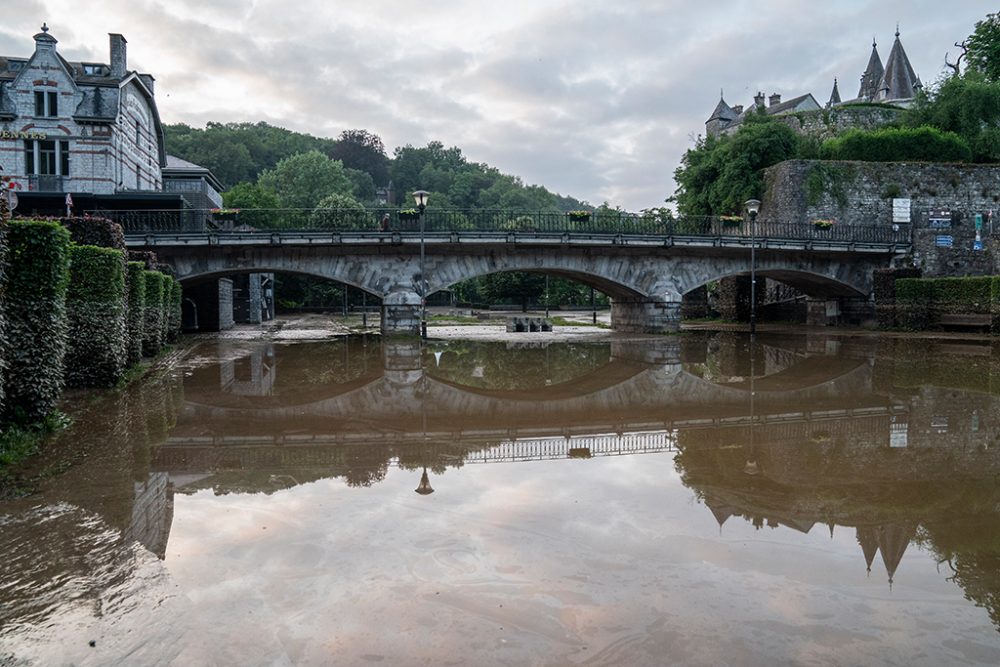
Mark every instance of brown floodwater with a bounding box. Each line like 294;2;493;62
2;332;1000;666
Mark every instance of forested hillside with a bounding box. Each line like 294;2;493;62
163;122;588;212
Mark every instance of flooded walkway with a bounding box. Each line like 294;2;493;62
2;333;1000;665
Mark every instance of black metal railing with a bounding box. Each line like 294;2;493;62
95;207;911;245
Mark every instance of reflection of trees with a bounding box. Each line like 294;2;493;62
426;341;610;391
271;339;382;394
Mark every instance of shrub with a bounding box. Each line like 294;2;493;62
931;276;992;314
60;216;125;251
992;276;1000;335
167;279;182;343
142;271;165;357
0;212;7;418
64;245;127;387
126;262;146;367
2;220;71;423
819;126;973;163
128;250;159;270
895;278;934;330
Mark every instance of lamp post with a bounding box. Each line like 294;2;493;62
412;190;430;339
745;199;761;339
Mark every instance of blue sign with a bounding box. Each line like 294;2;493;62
974;239;984;251
935;235;954;248
929;219;952;229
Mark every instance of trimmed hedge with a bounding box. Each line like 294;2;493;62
895;276;997;331
142;271;165;357
126;262;146;367
2;220;71;423
819;126;973;163
0;207;7;419
64;245;127;387
129;251;159;270
167;279;182;343
61;216;125;251
992;277;1000;335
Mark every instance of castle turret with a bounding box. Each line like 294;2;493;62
876;28;919;102
827;78;841;107
858;38;884;102
706;92;737;137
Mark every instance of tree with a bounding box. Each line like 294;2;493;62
902;72;1000;163
257;150;354;209
329;129;390;185
966;12;1000;81
310;192;369;229
673;115;803;216
222;182;280;209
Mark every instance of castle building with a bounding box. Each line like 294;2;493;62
707;29;922;137
0;24;180;214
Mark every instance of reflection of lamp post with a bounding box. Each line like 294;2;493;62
415;467;434;495
745;199;761;339
412;190;430;339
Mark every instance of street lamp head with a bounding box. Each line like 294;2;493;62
412;190;430;212
745;199;761;217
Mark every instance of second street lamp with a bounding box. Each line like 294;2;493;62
412;190;430;339
745;198;761;339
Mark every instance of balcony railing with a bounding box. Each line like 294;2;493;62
27;174;65;192
92;207;912;246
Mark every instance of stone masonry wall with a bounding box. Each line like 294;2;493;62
763;160;1000;278
776;106;903;142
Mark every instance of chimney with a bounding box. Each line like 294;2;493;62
768;93;782;107
731;104;743;115
138;73;155;95
753;91;765;109
109;33;127;78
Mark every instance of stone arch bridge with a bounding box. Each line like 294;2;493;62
129;225;907;334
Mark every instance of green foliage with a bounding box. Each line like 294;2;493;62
142;271;165;357
310;193;370;229
966;12;1000;82
895;277;996;330
164;121;337;188
901;72;1000;162
64;245;126;387
0;412;68;470
805;163;854;208
931;276;993;313
452;273;610;309
167;279;182;343
126;262;146;367
222;182;281;209
0;215;7;419
819;126;973;163
894;278;934;331
329;129;390;185
60;216;125;250
3;220;71;424
258;150;355;209
673;116;803;216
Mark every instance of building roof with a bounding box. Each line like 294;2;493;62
707;95;737;123
828;78;841;106
73;85;119;123
858;39;885;101
877;30;920;101
163;154;225;192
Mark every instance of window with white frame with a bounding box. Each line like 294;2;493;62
33;90;58;117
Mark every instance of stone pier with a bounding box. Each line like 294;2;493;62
611;297;681;333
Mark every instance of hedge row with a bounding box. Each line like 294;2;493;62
142;271;166;357
167;279;182;343
2;220;71;423
126;262;146;367
0;203;8;419
64;245;127;387
61;216;125;252
820;126;974;163
895;276;1000;330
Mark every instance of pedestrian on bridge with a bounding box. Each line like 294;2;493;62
380;213;391;232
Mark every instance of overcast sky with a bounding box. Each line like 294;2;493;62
0;1;991;209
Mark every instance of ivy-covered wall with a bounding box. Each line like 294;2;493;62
126;262;146;367
64;245;127;387
142;271;165;357
895;276;999;331
2;220;71;423
167;279;182;343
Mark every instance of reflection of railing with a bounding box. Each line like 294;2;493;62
97;207;912;246
461;431;678;463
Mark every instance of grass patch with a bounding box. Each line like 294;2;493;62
428;314;485;325
0;412;72;493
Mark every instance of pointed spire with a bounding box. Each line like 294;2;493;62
707;95;736;123
828;78;842;107
858;38;885;101
877;27;919;101
857;526;879;573
877;523;915;586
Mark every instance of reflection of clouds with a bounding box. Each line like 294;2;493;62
12;1;988;209
160;455;1000;665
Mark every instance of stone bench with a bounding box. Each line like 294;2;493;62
506;316;552;332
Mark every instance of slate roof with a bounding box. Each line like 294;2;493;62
828;78;841;106
163;154;225;192
877;31;920;101
73;86;119;123
707;96;737;123
857;40;885;101
0;81;16;120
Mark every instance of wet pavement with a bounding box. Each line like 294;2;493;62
2;332;1000;666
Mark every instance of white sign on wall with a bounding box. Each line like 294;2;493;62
892;198;911;224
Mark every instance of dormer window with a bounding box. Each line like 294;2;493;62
82;63;104;76
8;60;24;72
34;90;58;117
